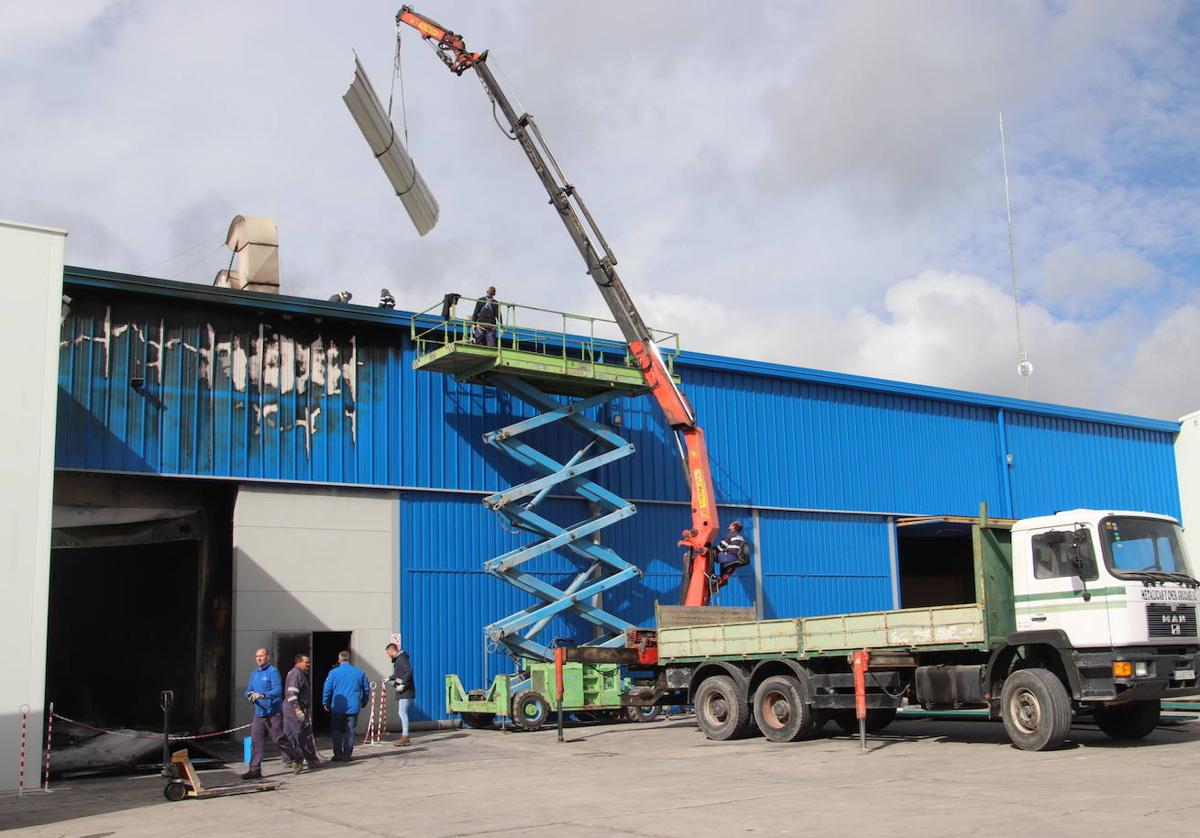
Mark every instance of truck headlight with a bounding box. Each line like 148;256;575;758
1134;661;1151;678
1113;661;1132;678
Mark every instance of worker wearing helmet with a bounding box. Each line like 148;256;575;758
715;521;751;586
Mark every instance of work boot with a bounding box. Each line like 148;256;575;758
240;768;262;781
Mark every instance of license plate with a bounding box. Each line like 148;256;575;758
1173;668;1195;681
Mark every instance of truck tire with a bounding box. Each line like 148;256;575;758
460;712;496;730
694;674;754;740
831;708;897;735
1000;668;1072;751
1092;700;1161;740
752;675;820;743
511;692;550;731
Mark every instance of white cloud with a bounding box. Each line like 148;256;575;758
1039;244;1162;317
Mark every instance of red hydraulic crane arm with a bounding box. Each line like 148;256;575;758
397;6;720;606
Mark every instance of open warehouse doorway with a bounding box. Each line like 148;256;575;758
48;475;236;734
274;630;352;734
895;517;980;609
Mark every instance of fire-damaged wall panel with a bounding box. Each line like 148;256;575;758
57;273;405;485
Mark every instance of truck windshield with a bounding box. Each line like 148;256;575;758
1100;516;1195;581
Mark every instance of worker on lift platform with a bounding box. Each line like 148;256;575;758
471;286;501;347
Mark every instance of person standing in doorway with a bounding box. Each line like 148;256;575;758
471;286;501;347
242;648;302;780
283;653;321;773
386;642;415;746
321;650;371;762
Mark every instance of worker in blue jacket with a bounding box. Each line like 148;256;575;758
242;647;302;780
321;650;372;762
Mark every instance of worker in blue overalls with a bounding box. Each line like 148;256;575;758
242;647;302;780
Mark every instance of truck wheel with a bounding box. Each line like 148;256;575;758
752;675;820;743
832;708;897;734
460;712;496;730
625;705;662;723
1092;700;1161;740
511;692;550;731
1000;668;1072;751
694;675;753;741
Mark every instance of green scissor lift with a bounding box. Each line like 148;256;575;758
412;298;678;730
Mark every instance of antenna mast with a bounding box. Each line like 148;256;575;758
1000;112;1033;396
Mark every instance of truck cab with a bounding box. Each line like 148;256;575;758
1011;510;1199;700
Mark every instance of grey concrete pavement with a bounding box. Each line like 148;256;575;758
2;713;1198;837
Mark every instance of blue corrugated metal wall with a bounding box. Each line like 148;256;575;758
1003;411;1181;519
757;512;893;619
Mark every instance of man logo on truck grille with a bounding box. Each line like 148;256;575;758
1148;603;1198;638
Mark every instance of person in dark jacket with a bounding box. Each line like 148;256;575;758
242;648;302;780
321;651;371;762
386;642;415;746
471;287;501;347
282;653;321;772
714;520;751;586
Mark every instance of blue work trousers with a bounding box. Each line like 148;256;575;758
330;712;358;760
282;708;320;764
250;712;301;770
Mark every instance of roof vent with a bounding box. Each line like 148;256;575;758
214;215;279;293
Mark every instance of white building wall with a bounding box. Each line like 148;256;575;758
1176;410;1200;566
0;220;66;792
232;485;399;732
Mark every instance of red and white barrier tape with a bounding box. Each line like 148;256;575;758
363;682;378;746
51;712;250;742
42;701;54;792
377;682;389;744
17;705;29;797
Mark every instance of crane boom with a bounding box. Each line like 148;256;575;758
397;6;720;606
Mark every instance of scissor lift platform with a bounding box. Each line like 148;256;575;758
410;297;678;678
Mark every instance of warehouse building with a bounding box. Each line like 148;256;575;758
2;221;1191;788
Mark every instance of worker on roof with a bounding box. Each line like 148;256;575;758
714;520;751;587
471;286;501;347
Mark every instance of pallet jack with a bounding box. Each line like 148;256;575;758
159;690;279;802
163;747;279;802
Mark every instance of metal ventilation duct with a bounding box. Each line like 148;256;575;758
216;215;280;294
343;54;439;237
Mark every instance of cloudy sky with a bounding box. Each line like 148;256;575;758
3;1;1198;420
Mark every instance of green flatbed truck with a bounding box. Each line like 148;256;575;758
655;508;1200;751
447;507;1198;749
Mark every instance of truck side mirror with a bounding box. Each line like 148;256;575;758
1067;542;1092;601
